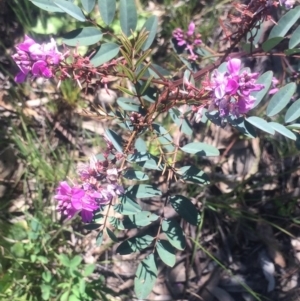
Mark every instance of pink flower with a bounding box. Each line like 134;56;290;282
173;22;202;61
55;181;99;222
12;36;62;83
199;58;264;118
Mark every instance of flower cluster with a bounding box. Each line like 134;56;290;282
194;58;264;119
173;22;202;60
55;139;124;222
12;36;62;83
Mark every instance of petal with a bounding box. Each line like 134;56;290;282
81;210;94;222
31;61;47;76
227;58;241;75
15;71;27;83
187;22;195;36
226;79;239;94
17;36;36;52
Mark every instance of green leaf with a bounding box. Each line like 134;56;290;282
285;48;300;55
181;142;219;156
251;71;273;109
96;231;103;246
125;184;162;199
123;170;149;181
138;156;164;170
31;0;64;12
156;240;176;267
54;0;86;21
83;264;95;277
269;7;300;39
90;42;120;67
169;107;193;136
247;20;263;46
246;117;275;135
81;0;95;13
127;152;152;162
62;27;102;46
120;0;137;36
218;62;227;73
177;165;210;185
262;37;284;52
170;195;200;226
105;128;124;153
135;138;147;152
114;195;142;215
123;211;159;228
266;83;296;117
106;228;118;242
141;16;158;51
69;255;82;269
228;116;257;138
117;97;141;112
116;234;153;254
287;123;300;129
162;219;186;250
269;122;296;140
148;64;170;79
98;0;116;25
285;98;300;123
58;254;70;267
109;217;125;230
134;254;158;299
289;25;300;48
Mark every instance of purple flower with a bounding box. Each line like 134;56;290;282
200;58;264;118
55;181;99;222
12;36;62;83
173;22;202;61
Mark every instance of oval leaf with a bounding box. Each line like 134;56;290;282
285;98;300;123
134;254;158;299
117;97;141;112
269;122;296;140
123;170;149;181
114;195;142;215
90;42;119;67
63;27;102;46
156;240;176;267
104;128;123;153
120;0;137;36
116;234;153;255
123;211;159;228
162;219;186;250
141;16;158;51
251;71;273;109
181;142;219;156
125;184;162;199
54;0;86;21
98;0;116;25
269;7;300;39
289;25;300;49
31;0;64;12
170;195;200;226
266;82;296;117
81;0;95;13
262;37;284;52
246;117;275;135
177;166;210;185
